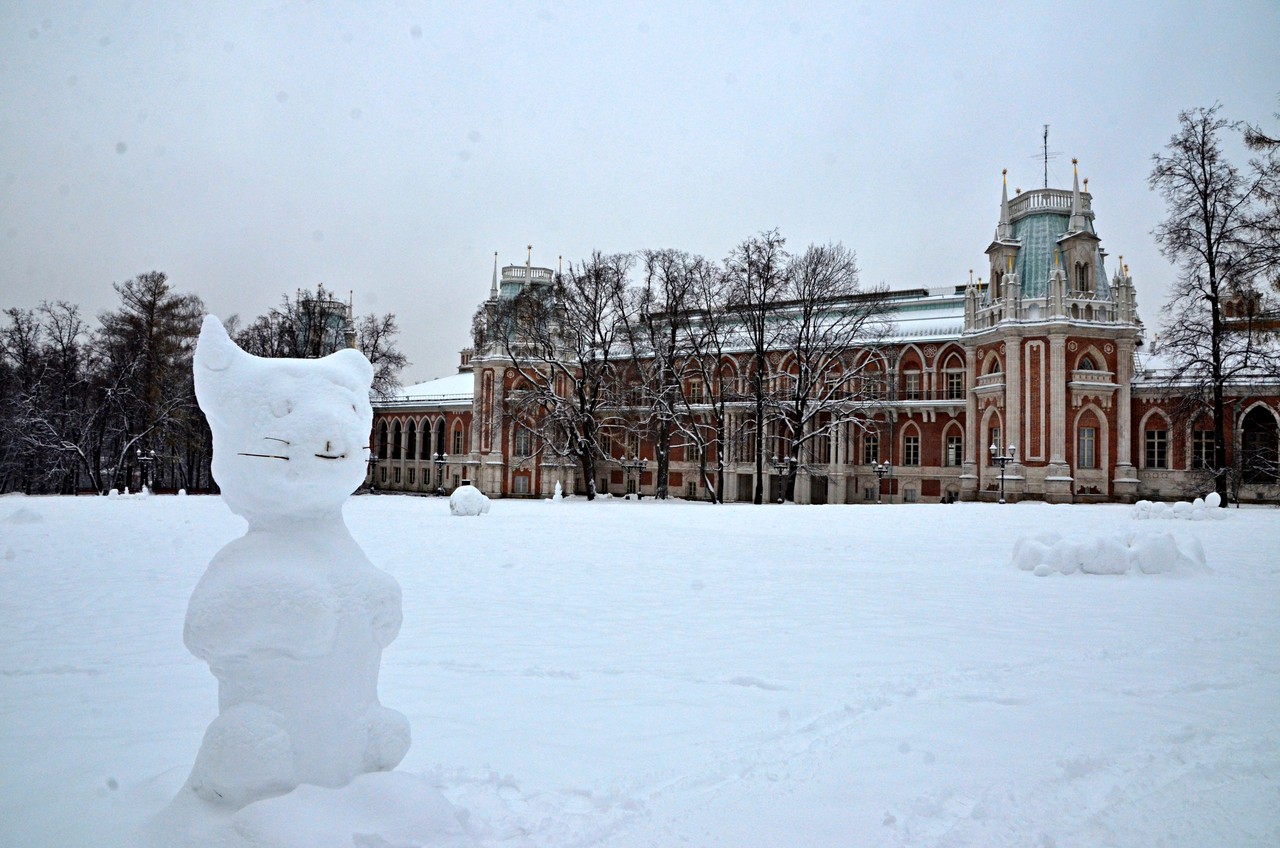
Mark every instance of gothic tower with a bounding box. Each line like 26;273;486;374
961;162;1143;503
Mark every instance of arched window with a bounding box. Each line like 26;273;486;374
452;422;465;455
901;424;921;466
1242;406;1279;482
377;420;388;460
391;421;402;460
420;420;430;459
1143;413;1169;469
1075;262;1092;293
406;420;416;459
943;424;963;466
435;419;447;458
1078;355;1098;371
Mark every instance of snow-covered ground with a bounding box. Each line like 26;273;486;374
2;494;1278;847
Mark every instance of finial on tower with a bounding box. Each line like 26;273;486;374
997;169;1012;240
1069;158;1086;231
490;251;499;297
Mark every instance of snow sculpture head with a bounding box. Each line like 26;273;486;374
194;316;373;523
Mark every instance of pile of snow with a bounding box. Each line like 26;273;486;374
1013;529;1207;576
1133;491;1228;521
449;485;491;516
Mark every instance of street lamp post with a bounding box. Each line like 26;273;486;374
620;456;647;498
989;442;1017;504
433;452;449;492
771;454;794;502
872;461;892;504
136;448;156;493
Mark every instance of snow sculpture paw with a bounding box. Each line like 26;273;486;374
189;703;296;806
363;705;412;772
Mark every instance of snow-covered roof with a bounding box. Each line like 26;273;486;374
383;372;474;407
884;294;966;342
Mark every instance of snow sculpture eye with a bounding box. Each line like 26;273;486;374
270;398;293;418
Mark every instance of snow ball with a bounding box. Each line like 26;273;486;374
106;488;120;499
449;485;491;516
1013;529;1207;576
1204;491;1222;509
178;488;188;497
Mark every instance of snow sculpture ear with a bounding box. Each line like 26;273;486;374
327;347;375;393
194;315;241;374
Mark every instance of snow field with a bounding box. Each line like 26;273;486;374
1;495;1279;846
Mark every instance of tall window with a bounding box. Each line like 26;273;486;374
945;371;965;399
1192;430;1213;470
1144;426;1168;469
453;427;464;455
377;421;388;460
987;426;1002;464
391;421;402;460
1078;426;1097;469
903;371;921;400
903;434;920;466
407;467;415;485
862;431;879;465
513;429;533;457
945;434;963;466
689;380;703;403
406;421;416;458
1076;263;1092;293
600;432;613;456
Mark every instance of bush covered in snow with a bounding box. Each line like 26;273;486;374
449;484;491;516
1012;529;1207;576
1133;491;1228;521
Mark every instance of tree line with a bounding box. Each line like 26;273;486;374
473;231;894;503
0;277;407;495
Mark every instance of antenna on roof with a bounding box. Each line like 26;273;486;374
1032;124;1062;189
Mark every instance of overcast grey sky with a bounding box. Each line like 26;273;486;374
3;1;1278;382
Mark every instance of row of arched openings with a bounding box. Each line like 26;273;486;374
376;418;458;460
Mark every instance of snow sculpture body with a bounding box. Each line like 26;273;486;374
185;316;409;807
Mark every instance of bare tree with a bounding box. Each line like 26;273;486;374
235;285;408;397
622;249;704;499
476;251;634;500
355;313;409;399
668;256;735;502
725;230;790;504
769;243;891;502
1149;104;1280;502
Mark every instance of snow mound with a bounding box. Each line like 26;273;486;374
1133;492;1227;521
449;485;490;516
231;772;474;848
552;481;564;501
1013;529;1207;576
3;507;43;524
